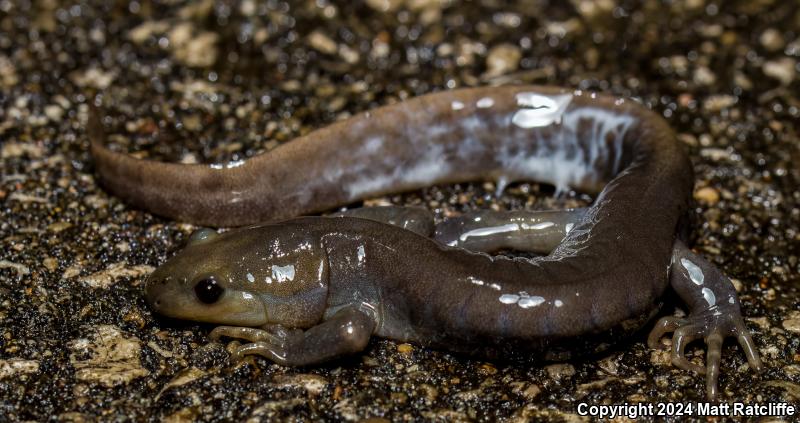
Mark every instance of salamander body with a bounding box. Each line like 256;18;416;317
89;86;762;400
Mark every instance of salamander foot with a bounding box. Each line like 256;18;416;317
648;310;762;400
648;240;763;400
209;306;376;366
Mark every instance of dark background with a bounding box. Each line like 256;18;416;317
1;0;798;421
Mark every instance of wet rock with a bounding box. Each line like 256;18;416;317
308;30;338;55
509;381;541;400
272;373;330;396
759;28;785;52
338;45;360;64
693;65;716;86
782;311;800;334
702;95;736;112
8;192;49;204
69;67;116;89
0;260;30;277
734;72;753;91
44;104;64;122
763;58;796;85
68;325;149;387
396;343;414;354
156;367;208;399
127;21;170;45
247;399;306;422
75;261;154;289
83;194;109;209
786;37;800;56
694;186;720;205
332;397;360;421
484;43;521;78
163;407;202;423
0;54;19;88
239;0;257;17
171;28;219;67
570;0;614;20
2;142;45;159
0;1;796;420
699;147;733;162
545;363;576;380
0;358;40;380
762;381;800;400
47;221;73;232
366;0;404;13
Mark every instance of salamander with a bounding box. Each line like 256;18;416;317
88;85;762;400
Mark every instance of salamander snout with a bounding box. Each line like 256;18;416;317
143;265;199;317
144;272;170;312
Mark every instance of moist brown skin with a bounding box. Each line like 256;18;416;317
90;86;762;400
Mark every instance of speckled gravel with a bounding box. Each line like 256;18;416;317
1;1;799;422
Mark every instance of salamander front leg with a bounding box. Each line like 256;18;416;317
648;240;763;400
211;306;376;366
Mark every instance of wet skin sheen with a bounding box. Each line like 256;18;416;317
89;86;762;400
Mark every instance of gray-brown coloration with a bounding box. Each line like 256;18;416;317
90;86;656;226
91;86;762;400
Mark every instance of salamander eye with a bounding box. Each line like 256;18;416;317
194;277;224;304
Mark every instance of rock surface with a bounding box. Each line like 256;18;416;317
0;1;798;421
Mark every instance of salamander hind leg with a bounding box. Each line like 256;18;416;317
648;240;763;400
434;208;588;253
211;306;376;366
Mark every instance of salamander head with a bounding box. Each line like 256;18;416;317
145;224;329;328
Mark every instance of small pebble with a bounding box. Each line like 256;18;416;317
694;186;720;205
484;43;522;78
44;105;64;122
759;28;785;52
272;374;330;396
308;31;338;55
763;58;796;85
693;66;716;86
545;363;575;380
702;95;736;112
365;0;403;13
0;359;40;380
510;381;541;400
478;363;497;375
572;0;614;20
338;45;360;64
782;311;800;334
397;343;414;354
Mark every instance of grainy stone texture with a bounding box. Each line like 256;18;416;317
1;1;798;421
